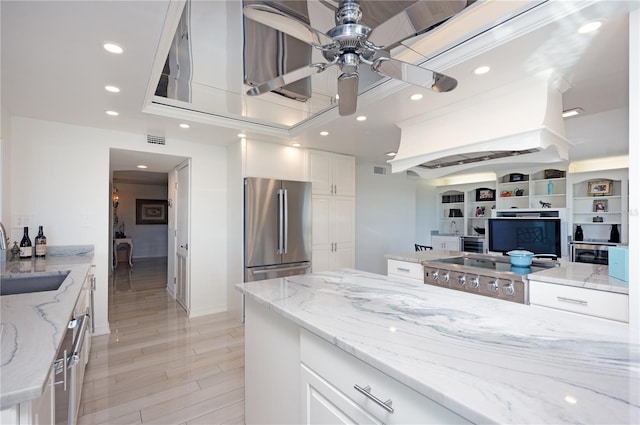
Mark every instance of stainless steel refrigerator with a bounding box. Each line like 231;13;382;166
244;177;312;282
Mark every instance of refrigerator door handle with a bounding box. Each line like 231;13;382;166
277;188;284;254
283;189;288;254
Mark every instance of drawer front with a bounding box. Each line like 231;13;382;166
386;260;423;281
300;330;470;424
529;281;628;322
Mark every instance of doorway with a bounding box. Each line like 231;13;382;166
109;149;189;316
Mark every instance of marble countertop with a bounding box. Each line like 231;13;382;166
0;247;94;409
384;250;462;263
527;262;628;294
237;269;639;424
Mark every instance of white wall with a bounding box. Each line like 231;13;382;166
628;8;639;338
415;178;439;246
8;117;230;334
113;182;168;259
355;162;417;274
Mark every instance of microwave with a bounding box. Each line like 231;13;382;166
571;242;616;265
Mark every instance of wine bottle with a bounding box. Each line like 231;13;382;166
35;225;47;258
19;226;33;258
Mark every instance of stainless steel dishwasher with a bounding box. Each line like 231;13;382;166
54;311;90;425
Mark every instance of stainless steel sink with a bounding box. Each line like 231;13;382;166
0;271;70;296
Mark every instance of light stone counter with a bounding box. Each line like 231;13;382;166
0;246;94;409
237;269;639;424
527;261;629;294
384;250;462;263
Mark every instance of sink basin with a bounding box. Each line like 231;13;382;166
0;271;70;296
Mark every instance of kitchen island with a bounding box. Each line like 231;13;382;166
1;247;94;417
237;269;639;424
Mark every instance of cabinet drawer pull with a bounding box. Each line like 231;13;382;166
557;296;588;306
396;267;411;273
354;384;394;413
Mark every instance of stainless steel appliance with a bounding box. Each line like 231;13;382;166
54;311;90;425
423;254;558;304
571;242;616;265
462;236;484;253
244;177;312;282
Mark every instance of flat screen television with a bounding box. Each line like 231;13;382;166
488;218;562;257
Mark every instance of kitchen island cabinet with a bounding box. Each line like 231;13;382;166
237;269;639;424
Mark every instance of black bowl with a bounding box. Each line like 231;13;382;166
473;227;485;235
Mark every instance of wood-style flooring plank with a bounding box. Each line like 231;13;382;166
78;257;245;424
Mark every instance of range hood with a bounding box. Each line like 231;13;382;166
389;76;573;179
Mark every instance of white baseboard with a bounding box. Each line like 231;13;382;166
93;324;111;336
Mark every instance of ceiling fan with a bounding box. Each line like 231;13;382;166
243;0;468;116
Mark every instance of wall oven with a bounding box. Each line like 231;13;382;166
571;242;616;265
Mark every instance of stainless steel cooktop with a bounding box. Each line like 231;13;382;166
423;254;558;304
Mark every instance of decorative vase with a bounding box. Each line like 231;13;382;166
609;224;620;243
547;180;554;195
574;225;584;241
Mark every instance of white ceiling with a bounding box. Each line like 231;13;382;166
1;1;635;180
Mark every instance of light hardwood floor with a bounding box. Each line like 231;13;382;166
78;258;245;425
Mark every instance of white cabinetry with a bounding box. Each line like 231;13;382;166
0;370;54;425
310;151;355;273
310;150;355;196
496;168;567;210
300;330;470;425
312;195;355;272
431;235;460;251
245;298;301;424
386;259;423;283
529;281;628;322
569;170;628;244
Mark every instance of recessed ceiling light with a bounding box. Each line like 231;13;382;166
474;65;491;75
562;107;584;118
137;165;148;169
105;85;120;93
237;132;247;138
105;110;119;116
410;93;423;101
292;143;301;147
386;152;397;157
578;20;603;34
356;116;367;121
179;123;190;129
320;131;329;136
103;43;123;54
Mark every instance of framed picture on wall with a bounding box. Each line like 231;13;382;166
587;180;613;196
593;199;608;212
475;188;495;202
136;199;168;224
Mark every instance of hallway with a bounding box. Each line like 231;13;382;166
78;258;245;424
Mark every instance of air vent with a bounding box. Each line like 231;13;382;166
373;165;387;175
147;135;166;145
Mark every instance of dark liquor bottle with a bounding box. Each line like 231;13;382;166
19;226;33;258
35;225;47;258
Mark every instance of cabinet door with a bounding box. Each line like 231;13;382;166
310;151;333;195
312;248;331;273
332;155;355;197
301;364;381;425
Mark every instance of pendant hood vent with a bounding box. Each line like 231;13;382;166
389;77;573;179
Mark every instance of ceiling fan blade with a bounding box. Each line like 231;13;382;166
372;57;457;92
366;0;469;49
247;63;331;96
337;73;359;116
243;4;335;48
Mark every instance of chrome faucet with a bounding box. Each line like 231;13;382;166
0;222;7;250
450;220;458;235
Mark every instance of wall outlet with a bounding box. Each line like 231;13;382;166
80;214;92;227
12;214;32;228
